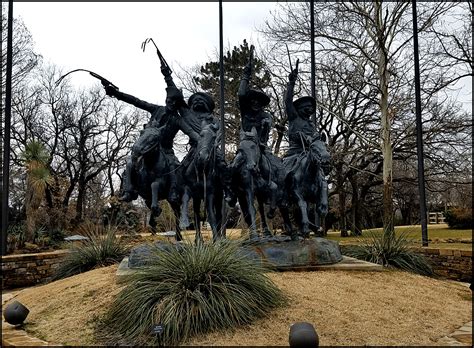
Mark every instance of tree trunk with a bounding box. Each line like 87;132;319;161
74;175;86;223
350;175;363;236
336;168;348;237
376;1;394;238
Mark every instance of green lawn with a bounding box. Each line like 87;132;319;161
326;224;472;250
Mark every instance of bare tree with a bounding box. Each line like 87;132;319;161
261;1;464;236
10;62;145;227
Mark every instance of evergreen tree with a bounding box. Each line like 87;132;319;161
193;39;271;154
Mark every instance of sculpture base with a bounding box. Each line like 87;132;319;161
126;236;342;270
239;236;343;269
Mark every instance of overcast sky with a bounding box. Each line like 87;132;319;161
13;2;471;113
14;2;279;104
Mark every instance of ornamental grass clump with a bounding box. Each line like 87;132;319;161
98;240;286;346
53;222;128;280
345;230;433;276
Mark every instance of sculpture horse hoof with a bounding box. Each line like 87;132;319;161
267;209;276;219
151;205;162;217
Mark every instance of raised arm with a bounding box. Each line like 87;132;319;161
239;46;254;103
161;65;177;89
104;85;158;113
285;68;298;121
238;63;251;100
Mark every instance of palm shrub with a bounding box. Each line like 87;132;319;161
98;240;286;346
344;231;433;276
22;140;53;243
53;222;128;280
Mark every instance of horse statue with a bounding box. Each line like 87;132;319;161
180;123;227;244
228;127;294;240
229;127;261;241
131;126;185;241
256;151;296;239
284;133;330;238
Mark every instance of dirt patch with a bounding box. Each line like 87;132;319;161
6;266;472;346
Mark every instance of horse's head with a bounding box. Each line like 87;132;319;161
131;127;163;169
237;127;260;173
196;123;218;171
308;134;331;175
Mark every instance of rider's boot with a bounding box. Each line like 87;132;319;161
262;227;273;238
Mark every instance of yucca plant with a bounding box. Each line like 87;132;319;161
98;240;286;346
53;222;128;280
344;230;433;276
22;140;54;243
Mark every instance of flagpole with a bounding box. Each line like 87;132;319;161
412;0;428;246
219;0;226;240
2;0;14;255
310;0;316;125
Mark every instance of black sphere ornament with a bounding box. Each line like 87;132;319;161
3;300;30;325
289;322;319;347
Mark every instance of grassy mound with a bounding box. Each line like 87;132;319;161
98;240;286;345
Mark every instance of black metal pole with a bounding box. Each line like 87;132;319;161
219;0;226;239
2;0;14;255
412;0;428;247
310;0;316;105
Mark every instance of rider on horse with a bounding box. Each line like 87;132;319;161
103;66;189;204
167;90;227;181
284;64;330;176
284;63;331;237
227;49;277;208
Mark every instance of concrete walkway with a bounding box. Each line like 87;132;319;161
437;321;472;346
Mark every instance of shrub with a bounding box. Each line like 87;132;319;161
53;223;128;280
344;231;433;276
444;208;473;229
6;223;26;253
98;240;286;346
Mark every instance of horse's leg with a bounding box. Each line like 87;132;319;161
206;188;218;243
170;201;183;242
237;191;256;241
315;172;328;236
318;173;329;216
193;195;203;245
214;185;225;240
257;194;272;237
244;175;259;241
267;180;278;219
279;204;297;240
145;199;157;235
179;186;192;229
295;189;310;238
150;181;162;217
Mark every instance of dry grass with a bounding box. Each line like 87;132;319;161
6;264;472;346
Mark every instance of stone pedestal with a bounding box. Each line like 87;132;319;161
239;236;343;269
127;236;342;270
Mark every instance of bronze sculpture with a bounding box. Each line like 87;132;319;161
98;41;331;243
283;62;331;237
